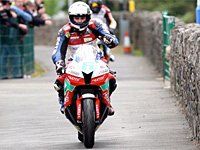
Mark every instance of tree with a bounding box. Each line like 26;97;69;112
43;0;59;16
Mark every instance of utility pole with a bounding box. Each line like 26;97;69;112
119;0;130;45
119;0;123;20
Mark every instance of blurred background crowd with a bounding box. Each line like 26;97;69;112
0;0;52;33
0;0;52;79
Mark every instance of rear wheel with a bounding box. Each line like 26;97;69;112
83;99;95;148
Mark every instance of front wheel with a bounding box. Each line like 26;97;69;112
78;131;83;143
83;99;95;148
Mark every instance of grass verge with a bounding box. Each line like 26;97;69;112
31;62;46;78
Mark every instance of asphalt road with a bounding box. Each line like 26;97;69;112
0;46;198;150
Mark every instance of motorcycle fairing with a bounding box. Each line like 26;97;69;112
100;79;110;107
63;45;111;127
64;72;110;108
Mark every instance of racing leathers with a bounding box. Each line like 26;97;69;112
91;5;117;34
52;19;118;115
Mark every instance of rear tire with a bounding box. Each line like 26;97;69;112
83;99;95;148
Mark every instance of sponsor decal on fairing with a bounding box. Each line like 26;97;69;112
92;75;105;82
84;37;93;42
68;70;80;76
99;69;109;75
70;36;79;39
68;76;81;81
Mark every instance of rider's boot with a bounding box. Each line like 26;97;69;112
108;104;115;116
54;80;64;114
58;93;64;114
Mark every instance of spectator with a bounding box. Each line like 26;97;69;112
34;0;45;17
24;1;52;27
0;0;27;79
10;0;32;36
0;0;52;79
10;0;32;22
0;0;27;30
34;0;52;24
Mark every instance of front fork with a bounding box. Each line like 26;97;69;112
76;96;100;123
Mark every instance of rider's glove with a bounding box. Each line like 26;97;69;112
103;34;113;44
103;34;116;48
55;60;65;75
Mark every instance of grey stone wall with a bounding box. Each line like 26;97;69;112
123;11;164;74
170;23;200;142
34;18;68;46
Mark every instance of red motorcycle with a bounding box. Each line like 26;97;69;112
63;45;112;148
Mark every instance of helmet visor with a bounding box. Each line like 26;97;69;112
69;14;91;30
73;16;86;23
91;2;101;14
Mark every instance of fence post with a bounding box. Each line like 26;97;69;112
162;11;175;82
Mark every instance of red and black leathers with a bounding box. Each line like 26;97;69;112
52;19;118;64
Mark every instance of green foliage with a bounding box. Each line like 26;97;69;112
43;0;59;16
45;0;197;22
182;11;195;23
62;0;81;13
31;62;45;78
61;0;118;12
104;1;118;11
135;0;196;22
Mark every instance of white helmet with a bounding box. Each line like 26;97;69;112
68;1;92;32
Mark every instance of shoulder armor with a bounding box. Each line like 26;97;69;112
61;24;72;38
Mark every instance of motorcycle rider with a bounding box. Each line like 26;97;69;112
52;1;118;116
89;0;117;62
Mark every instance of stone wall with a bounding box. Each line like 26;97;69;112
123;11;164;74
170;24;200;142
34;18;68;46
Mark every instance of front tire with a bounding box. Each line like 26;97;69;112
78;131;83;143
83;99;95;148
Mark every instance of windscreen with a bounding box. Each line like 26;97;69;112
73;45;100;63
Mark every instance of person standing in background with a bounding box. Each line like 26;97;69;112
0;0;28;79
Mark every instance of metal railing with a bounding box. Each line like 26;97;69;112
162;11;175;81
0;19;34;79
